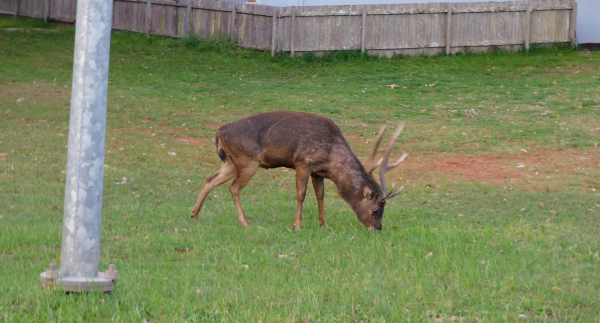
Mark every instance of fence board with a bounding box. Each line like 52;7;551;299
18;0;45;19
49;0;76;22
192;0;235;39
236;3;275;50
531;7;570;43
113;0;146;32
0;0;18;15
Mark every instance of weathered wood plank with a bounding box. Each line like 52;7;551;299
43;0;49;22
18;0;45;19
271;9;278;56
361;8;366;53
0;0;19;15
446;8;452;54
569;0;577;47
525;3;531;50
290;6;296;55
185;0;192;36
230;5;237;39
146;0;152;35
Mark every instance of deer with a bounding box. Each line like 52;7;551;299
191;110;407;231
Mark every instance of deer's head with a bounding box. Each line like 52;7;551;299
356;124;407;231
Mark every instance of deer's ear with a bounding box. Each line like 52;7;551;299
363;186;373;200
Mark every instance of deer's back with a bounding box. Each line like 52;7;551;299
217;111;349;169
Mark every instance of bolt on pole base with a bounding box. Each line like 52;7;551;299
40;263;118;292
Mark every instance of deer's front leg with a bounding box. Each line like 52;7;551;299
294;167;311;231
311;175;327;227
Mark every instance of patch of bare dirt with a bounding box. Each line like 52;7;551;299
1;82;71;106
403;149;600;186
204;121;225;129
116;126;209;149
175;137;205;145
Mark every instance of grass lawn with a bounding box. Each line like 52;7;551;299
1;16;600;322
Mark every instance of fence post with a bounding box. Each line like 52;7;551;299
230;5;237;41
446;8;452;54
14;0;20;17
290;6;296;55
146;0;152;35
39;0;117;292
569;1;577;48
361;8;367;54
44;0;50;22
271;9;278;57
186;0;192;36
525;4;532;51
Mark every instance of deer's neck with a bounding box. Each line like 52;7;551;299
327;146;377;206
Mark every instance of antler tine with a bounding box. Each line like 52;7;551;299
364;126;386;175
383;186;404;201
389;152;408;168
379;124;405;195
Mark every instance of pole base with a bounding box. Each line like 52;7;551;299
40;263;118;292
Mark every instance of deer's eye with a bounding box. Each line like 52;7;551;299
373;209;379;214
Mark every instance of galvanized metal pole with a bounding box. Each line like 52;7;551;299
40;0;118;292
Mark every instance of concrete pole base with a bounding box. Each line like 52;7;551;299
40;263;118;292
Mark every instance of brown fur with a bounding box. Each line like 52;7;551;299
191;111;396;230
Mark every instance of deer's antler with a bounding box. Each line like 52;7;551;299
379;124;407;201
363;126;386;175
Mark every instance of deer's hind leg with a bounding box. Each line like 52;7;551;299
191;159;237;220
229;161;259;227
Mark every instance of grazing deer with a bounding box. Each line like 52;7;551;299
191;111;407;230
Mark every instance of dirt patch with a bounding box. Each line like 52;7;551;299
204;121;225;130
0;82;71;106
175;137;205;145
101;236;127;243
116;127;154;136
116;127;207;147
402;149;599;186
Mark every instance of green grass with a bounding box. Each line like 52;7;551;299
1;17;600;322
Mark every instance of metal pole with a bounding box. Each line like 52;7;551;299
40;0;118;292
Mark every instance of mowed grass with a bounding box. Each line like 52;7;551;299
1;16;600;322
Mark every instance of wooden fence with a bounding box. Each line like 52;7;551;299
2;0;577;56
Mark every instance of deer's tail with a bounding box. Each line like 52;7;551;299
215;133;227;162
